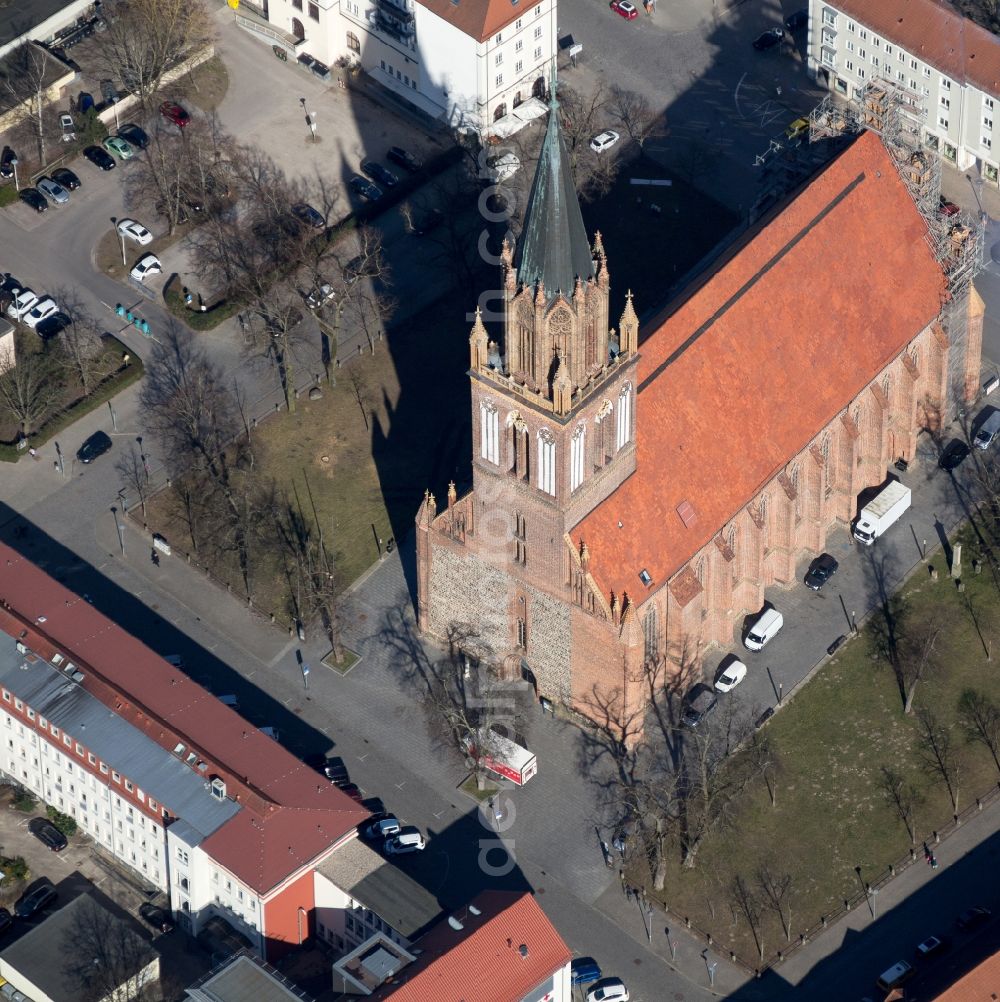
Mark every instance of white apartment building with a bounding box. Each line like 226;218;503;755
239;0;556;130
808;0;1000;185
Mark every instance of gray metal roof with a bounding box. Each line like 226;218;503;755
186;955;313;1002
514;99;594;300
0;892;157;1000
0;643;239;839
316;841;442;940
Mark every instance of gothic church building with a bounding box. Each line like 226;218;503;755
416;112;982;728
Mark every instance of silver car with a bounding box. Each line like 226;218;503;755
36;176;69;204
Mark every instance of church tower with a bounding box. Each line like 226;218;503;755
467;84;640;585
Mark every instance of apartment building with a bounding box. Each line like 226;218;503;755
240;0;556;130
808;0;1000;185
0;540;369;961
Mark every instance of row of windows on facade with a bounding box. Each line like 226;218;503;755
2;703;165;815
175;845;258;911
291;0;322;21
479;386;633;494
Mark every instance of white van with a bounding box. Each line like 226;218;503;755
975;410;1000;450
744;609;784;651
875;960;913;992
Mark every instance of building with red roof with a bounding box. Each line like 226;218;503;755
416;107;983;732
0;541;369;960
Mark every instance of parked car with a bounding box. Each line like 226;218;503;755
587;978;629;1002
682;682;718;727
102;135;135;161
7;289;39;320
0;146;17;179
956;906;992;931
23;297;59;330
784;8;808;31
804;552;839;590
915;934;949;960
338;783;365;804
160;101;190;128
361;161;399;188
83;145;116;171
322;759;349;784
363;816;401;840
28;817;67;851
486;152;521;181
753;26;784;50
305;283;336;309
129;253;162;282
51;167;80;190
713;657;747;693
590;130;620;153
139;903;175;933
412;208;445;236
76;430;113;464
18;188;47;213
35;312;70;341
291;202;325;229
939;439;970;471
939;196;961;217
384;826;425;854
571;957;602;986
36;177;69;204
0;908;12;936
59;113;76;143
610;0;638;19
349;175;383;201
117;218;153;245
14;884;56;919
387;146;421;172
117;123;149;149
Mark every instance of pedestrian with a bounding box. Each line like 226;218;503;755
613;834;626;858
28;448;36;459
930;854;938;869
620;869;627;893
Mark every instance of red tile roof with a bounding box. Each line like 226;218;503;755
573;132;946;600
0;542;367;894
416;0;530;45
833;0;1000;95
374;891;571;1001
933;947;1000;999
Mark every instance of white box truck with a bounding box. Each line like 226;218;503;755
853;482;911;545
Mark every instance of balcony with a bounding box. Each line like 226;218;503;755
374;0;415;43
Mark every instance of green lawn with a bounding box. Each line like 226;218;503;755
647;525;1000;967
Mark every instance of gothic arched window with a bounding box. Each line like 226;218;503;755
570;424;586;492
537;428;556;496
643;607;659;663
617;382;632;450
480;400;499;464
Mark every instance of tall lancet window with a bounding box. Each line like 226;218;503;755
617;382;632;450
480;400;499;465
570;424;586;492
537;428;556;496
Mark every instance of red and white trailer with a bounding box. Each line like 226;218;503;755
470;728;538;786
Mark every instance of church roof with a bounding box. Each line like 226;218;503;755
515;100;595;299
572;131;947;600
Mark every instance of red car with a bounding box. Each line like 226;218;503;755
160;101;190;128
610;0;638;18
939;196;960;217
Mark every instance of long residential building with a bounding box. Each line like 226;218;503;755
0;541;368;961
808;0;1000;184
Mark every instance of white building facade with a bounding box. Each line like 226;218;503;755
807;0;1000;185
243;0;556;130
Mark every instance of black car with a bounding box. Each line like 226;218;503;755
51;167;80;191
362;160;399;188
36;312;70;341
957;906;992;931
753;27;784;50
804;552;839;590
0;908;12;936
117;123;149;150
15;884;56;919
292;202;325;229
19;188;47;213
76;430;113;464
387;146;421;172
349;175;383;202
83;145;116;171
29;816;67;852
784;8;808;31
682;682;718;728
915;934;949;960
0;147;16;179
412;208;445;236
139;902;175;933
939;439;970;471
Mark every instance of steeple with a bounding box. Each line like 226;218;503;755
514;66;594;301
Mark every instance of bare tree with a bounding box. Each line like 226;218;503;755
0;340;57;436
746;728;781;808
608;86;657;150
899;616;943;715
958;688;1000;773
62;896;157;1002
50;292;116;395
729;872;766;961
915;706;963;816
116;446;150;518
879;766;922;845
0;44;55;166
93;0;214;110
756;861;793;942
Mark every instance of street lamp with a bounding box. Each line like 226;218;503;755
110;506;125;556
10;157;18;190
